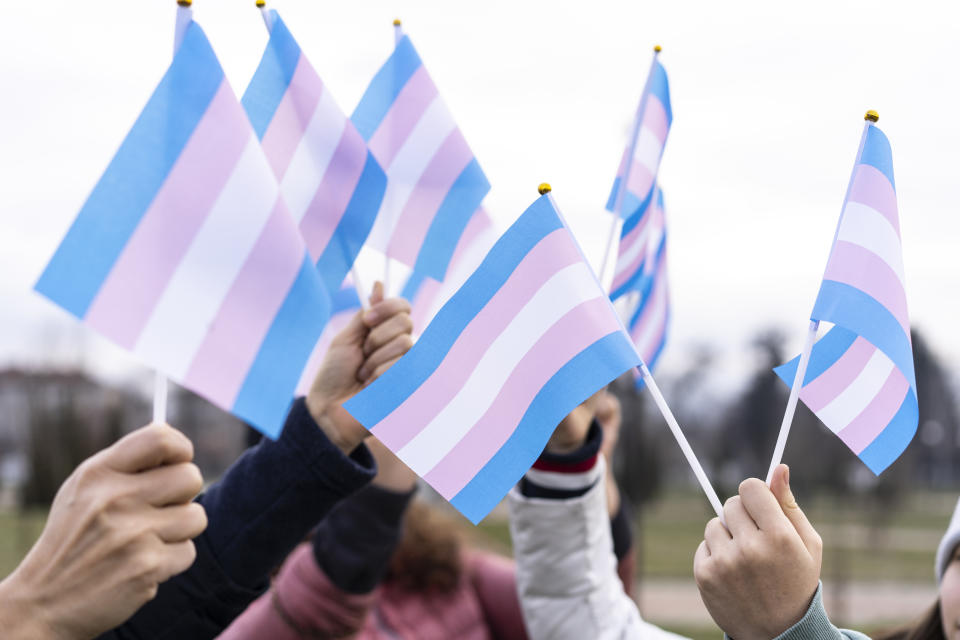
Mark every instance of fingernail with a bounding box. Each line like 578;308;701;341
783;464;790;487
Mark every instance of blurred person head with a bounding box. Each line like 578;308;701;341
877;498;960;640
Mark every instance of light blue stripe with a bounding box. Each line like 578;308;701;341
858;389;918;474
774;326;858;388
634;314;669;390
351;35;422;141
605;176;621;211
412;158;490;281
232;254;331;439
451;330;640;524
401;270;428;302
859;125;895;190
34;22;224;319
314;151;387;292
812;280;915;390
648;59;672;125
604;179;647;219
612;229;665;303
241;10;302;140
619;186;655;237
331;285;361;314
343;196;563;427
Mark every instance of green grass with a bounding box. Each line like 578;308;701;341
0;510;47;577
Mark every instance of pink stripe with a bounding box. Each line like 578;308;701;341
372;229;583;450
410;277;443;337
294;309;358;396
824;241;909;333
612;219;650;291
260;56;324;180
452;207;493;264
298;124;367;261
615;146;629;180
799;337;875;412
847;165;899;234
85;82;249;348
386;129;473;267
630;265;667;348
837;369;910;454
637;276;668;363
626;162;655;200
183;201;306;407
367;65;436;168
425;297;621;498
640;96;670;144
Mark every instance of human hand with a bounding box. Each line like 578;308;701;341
306;282;414;455
546;389;605;454
596;391;622;462
693;465;822;640
0;423;206;640
368;437;417;493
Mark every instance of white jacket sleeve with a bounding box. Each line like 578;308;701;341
507;457;688;640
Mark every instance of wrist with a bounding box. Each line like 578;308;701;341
0;573;60;640
305;395;365;455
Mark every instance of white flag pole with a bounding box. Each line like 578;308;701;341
381;19;405;295
541;183;724;522
255;0;274;31
598;45;661;287
154;0;194;425
764;111;877;484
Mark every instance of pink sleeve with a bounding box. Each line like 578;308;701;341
217;543;375;639
467;552;529;640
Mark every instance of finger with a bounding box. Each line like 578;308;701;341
363;312;413;355
328;309;367;348
739;477;794;533
368;280;385;306
157;540;198;582
722;495;759;539
770;464;821;553
133;462;203;507
693;540;711;582
359;334;413;381
103;423;194;473
704;516;731;551
363;297;412;328
153;502;208;542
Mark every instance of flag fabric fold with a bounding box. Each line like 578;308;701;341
35;20;331;439
775;124;917;474
344;194;640;524
607;57;672;303
242;10;387;293
351;33;491;282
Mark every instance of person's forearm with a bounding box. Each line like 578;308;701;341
0;576;53;640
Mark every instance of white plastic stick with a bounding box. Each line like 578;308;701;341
765;320;819;484
637;363;725;521
258;4;274;31
598;48;660;287
154;2;192;425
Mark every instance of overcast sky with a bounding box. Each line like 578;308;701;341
1;0;958;392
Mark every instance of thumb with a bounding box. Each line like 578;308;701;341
368;281;385;306
770;464;820;554
329;309;367;348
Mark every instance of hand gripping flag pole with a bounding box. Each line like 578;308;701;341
153;0;195;425
541;184;725;522
766;110;893;484
598;45;662;286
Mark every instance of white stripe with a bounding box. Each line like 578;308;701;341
366;96;456;251
397;262;603;475
631;126;664;176
134;136;279;380
279;90;347;224
632;272;668;361
815;347;894;434
835;201;906;284
614;218;650;275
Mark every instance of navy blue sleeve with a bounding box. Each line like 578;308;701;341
100;397;376;640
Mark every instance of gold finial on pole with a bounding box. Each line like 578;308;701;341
654;45;662;53
177;0;192;6
393;18;402;26
256;0;266;7
538;183;552;195
864;110;879;123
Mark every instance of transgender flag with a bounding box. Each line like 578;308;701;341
775;122;917;474
344;194;640;523
34;20;330;440
295;283;363;396
624;188;669;377
242;11;386;292
401;206;497;336
352;32;491;282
